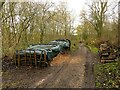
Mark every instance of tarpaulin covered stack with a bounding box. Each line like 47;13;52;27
14;39;71;67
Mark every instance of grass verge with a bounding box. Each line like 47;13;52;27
94;61;120;88
86;45;98;54
86;44;120;88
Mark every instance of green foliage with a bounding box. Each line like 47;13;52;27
94;62;120;88
82;31;88;41
70;41;79;52
86;45;98;54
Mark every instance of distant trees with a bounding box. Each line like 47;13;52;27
76;10;96;43
84;0;108;40
2;0;118;58
1;1;75;57
77;0;118;45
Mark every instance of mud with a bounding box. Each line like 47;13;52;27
2;43;95;88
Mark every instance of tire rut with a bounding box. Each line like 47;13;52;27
37;47;86;88
37;54;71;88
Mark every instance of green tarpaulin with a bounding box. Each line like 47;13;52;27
15;39;71;67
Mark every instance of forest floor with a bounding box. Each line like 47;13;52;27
2;43;95;88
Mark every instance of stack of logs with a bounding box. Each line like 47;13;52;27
99;41;117;63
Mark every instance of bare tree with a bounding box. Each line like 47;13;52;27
84;0;108;40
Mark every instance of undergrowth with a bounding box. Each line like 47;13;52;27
86;44;98;54
86;44;120;88
94;61;120;88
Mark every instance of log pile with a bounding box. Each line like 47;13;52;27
99;41;117;63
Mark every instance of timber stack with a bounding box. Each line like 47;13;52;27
98;41;118;63
14;39;71;67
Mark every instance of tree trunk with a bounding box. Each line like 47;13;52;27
118;1;120;46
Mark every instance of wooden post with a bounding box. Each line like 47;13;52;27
34;50;37;66
39;51;42;67
30;50;32;66
24;50;26;65
44;50;47;66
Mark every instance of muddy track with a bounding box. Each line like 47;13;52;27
37;46;87;88
2;44;95;88
38;56;71;88
83;49;95;88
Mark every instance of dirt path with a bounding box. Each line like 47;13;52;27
2;44;95;88
83;47;95;88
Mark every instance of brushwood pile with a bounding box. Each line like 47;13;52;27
14;39;71;67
